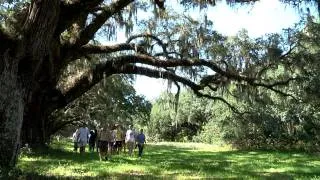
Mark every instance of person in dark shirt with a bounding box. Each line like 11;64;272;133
89;129;97;152
136;129;146;158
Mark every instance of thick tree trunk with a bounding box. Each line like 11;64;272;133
19;0;61;145
0;54;24;170
0;0;61;171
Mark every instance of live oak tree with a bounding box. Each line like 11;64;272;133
0;0;316;170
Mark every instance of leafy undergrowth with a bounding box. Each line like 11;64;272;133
14;139;320;179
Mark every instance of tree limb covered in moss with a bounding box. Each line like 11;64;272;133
251;77;299;99
74;0;134;46
118;65;239;112
58;55;297;114
60;42;299;106
79;43;136;54
126;33;169;57
107;54;254;82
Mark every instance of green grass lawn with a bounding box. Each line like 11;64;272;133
15;139;320;179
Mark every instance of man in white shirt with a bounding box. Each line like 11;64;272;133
125;125;135;156
76;123;89;154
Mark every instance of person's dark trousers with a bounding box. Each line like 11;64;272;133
137;143;144;157
74;142;78;152
80;146;85;154
89;143;95;152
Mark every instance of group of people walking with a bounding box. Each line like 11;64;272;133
72;123;146;161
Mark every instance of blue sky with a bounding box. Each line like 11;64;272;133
132;0;314;100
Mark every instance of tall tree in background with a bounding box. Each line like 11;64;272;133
149;91;211;141
0;0;316;170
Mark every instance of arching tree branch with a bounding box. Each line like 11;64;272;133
58;61;201;109
63;50;299;101
252;77;298;88
116;64;203;91
57;58;242;114
79;43;136;54
251;78;298;100
53;49;298;117
111;64;244;113
108;54;254;82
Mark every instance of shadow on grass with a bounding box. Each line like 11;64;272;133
15;142;320;179
11;172;172;180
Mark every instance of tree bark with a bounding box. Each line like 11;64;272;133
0;0;61;170
0;53;24;170
21;100;49;146
19;0;60;145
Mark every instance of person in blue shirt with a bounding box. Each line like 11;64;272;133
136;129;146;158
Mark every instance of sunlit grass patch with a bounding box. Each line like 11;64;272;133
153;141;232;152
16;139;320;179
